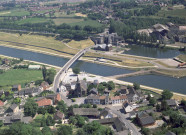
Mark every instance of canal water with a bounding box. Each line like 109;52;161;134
0;45;186;94
124;45;186;58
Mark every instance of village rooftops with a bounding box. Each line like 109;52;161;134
72;108;99;116
137;111;155;126
110;95;127;100
36;98;52;107
166;99;178;106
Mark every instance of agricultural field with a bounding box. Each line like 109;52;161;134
16;18;50;25
0;9;30;16
53;18;84;25
157;8;186;19
0;69;42;87
69;19;103;27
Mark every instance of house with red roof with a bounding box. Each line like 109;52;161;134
36;98;53;107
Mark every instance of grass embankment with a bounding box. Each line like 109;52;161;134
153;69;186;78
0;69;42;87
177;54;186;62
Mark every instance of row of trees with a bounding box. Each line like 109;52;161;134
42;66;56;85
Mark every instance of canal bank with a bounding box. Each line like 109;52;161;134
0;45;186;95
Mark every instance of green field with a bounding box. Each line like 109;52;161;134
69;19;103;27
53;18;84;25
0;69;42;87
158;8;186;19
16;18;50;25
0;9;30;17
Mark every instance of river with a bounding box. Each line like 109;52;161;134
124;45;186;58
0;45;186;94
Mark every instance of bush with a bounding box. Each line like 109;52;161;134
71;98;76;102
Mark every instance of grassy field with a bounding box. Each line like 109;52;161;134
0;9;30;16
0;69;42;87
0;32;94;55
67;39;94;49
69;19;103;27
177;54;186;62
158;8;186;19
16;18;50;25
53;18;84;25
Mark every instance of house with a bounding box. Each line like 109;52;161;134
123;102;138;113
129;111;136;119
104;89;110;96
136;111;155;127
118;86;128;95
100;107;117;119
85;94;101;104
96;117;127;132
12;84;21;91
28;65;41;70
6;104;19;113
94;44;112;51
46;93;61;104
3;114;32;125
18;87;42;97
127;87;140;103
165;131;176;135
0;100;4;107
110;95;127;105
72;108;100;118
41;81;50;90
73;77;87;97
166;99;178;108
36;98;53;107
53;111;64;121
89;88;98;95
2;58;10;65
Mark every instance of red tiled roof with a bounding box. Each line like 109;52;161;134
36;98;52;107
56;93;61;102
0;100;4;106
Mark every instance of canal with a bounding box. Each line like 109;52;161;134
0;45;186;94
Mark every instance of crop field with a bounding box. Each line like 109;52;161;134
0;69;42;87
16;18;50;25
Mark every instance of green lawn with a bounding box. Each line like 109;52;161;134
16;18;50;25
0;69;42;87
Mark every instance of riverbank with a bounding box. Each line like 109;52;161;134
1;54;185;100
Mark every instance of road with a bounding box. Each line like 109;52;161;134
109;106;142;135
53;46;93;94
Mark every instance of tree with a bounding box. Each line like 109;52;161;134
41;126;52;135
46;116;54;126
0;120;3;127
161;100;169;111
72;67;80;74
141;127;150;135
46;105;56;114
133;82;140;90
7;122;42;135
149;97;156;106
13;97;21;104
56;100;67;114
162;90;173;100
57;125;72;135
24;99;38;117
37;107;47;115
107;81;115;90
156;104;161;112
42;66;47;81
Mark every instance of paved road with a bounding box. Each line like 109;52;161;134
109;106;142;135
53;46;93;94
